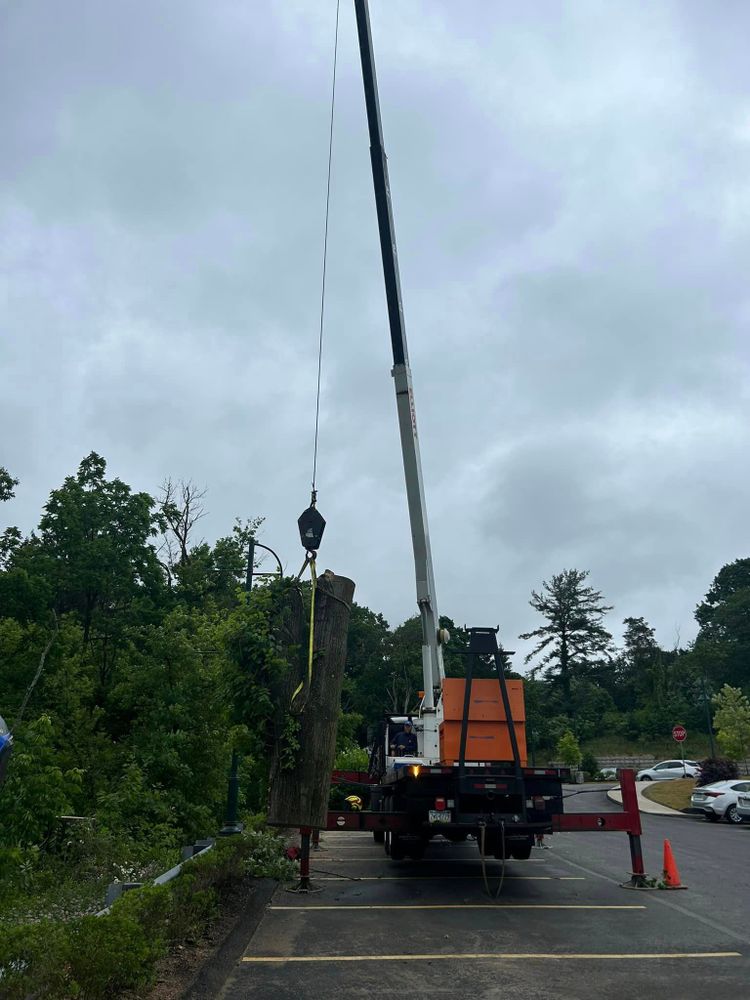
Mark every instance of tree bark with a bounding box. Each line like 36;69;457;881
267;570;355;829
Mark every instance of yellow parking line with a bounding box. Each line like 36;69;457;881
312;875;584;881
320;857;547;862
270;904;644;911
242;951;741;963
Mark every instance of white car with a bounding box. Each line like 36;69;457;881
738;792;750;821
690;780;750;824
636;759;700;781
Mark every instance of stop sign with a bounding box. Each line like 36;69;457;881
672;724;687;743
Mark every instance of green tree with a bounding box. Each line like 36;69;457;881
555;729;582;767
712;684;750;770
520;569;613;707
0;466;18;503
0;466;21;570
342;603;392;729
617;617;660;704
387;616;423;714
0;715;83;847
695;558;750;690
12;453;167;687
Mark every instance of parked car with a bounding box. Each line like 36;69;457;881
600;767;619;780
636;760;700;781
737;791;750;822
690;780;750;823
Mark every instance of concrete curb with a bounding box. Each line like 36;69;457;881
606;785;690;817
182;877;277;1000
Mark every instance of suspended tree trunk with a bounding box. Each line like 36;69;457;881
267;570;355;829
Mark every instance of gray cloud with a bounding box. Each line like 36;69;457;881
2;1;749;662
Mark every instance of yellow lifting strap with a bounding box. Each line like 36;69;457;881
291;554;317;707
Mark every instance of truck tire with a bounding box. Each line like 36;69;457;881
478;831;506;860
509;838;533;861
373;829;385;843
389;833;406;861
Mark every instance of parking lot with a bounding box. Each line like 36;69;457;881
217;788;749;999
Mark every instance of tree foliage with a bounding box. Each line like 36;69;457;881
556;730;582;767
3;452;750;925
520;569;613;707
694;559;750;690
712;684;750;768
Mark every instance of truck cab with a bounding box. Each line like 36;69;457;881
373;716;426;776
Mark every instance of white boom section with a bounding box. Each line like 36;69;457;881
354;0;446;715
392;363;445;710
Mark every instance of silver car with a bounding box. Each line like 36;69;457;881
690;780;750;823
636;759;700;781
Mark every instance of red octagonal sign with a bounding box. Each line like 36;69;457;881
672;724;687;743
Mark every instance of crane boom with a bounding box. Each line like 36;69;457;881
354;0;445;709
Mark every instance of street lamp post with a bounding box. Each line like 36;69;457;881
246;539;284;594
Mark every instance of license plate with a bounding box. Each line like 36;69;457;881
428;809;451;823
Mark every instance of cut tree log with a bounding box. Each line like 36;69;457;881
267;570;355;830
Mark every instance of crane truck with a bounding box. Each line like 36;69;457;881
327;0;647;887
340;0;565;863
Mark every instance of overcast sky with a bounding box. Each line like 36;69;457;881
2;1;749;664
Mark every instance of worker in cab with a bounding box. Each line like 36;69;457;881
391;719;418;756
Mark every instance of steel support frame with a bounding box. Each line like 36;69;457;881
552;769;647;885
325;810;410;832
325;770;645;880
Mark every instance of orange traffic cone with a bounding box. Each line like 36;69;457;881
662;839;687;890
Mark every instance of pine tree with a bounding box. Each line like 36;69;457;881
520;569;613;708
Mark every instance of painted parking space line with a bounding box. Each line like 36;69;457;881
269;903;645;911
242;951;741;964
310;875;584;881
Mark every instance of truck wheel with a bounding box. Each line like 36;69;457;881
389;833;406;861
509;839;533;861
478;832;506;859
373;829;385;843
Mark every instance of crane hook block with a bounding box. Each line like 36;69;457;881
298;504;326;553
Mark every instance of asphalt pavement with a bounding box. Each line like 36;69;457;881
214;787;749;999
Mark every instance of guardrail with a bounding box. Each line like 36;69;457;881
96;838;215;915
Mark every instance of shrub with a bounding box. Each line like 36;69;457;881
0;823;295;1000
0;921;69;1000
696;757;739;787
242;829;297;881
580;751;599;779
68;910;164;998
334;745;369;772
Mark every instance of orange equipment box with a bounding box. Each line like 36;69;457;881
439;678;527;765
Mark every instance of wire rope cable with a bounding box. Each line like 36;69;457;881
311;0;341;495
478;821;507;900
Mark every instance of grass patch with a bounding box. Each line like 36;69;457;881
583;735;713;759
641;778;696;811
